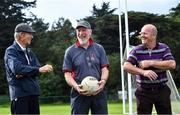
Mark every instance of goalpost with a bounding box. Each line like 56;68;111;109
119;0;133;114
166;70;180;114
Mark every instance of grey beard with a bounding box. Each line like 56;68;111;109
79;36;88;45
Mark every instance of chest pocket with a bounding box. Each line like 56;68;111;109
73;53;85;67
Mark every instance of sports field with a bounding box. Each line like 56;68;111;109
1;101;180;114
0;102;123;115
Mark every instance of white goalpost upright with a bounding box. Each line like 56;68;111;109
124;0;133;114
119;0;133;114
118;0;126;114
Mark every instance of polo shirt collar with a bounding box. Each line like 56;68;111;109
142;42;159;50
75;38;94;47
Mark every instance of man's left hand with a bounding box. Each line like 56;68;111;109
92;79;106;96
139;60;153;69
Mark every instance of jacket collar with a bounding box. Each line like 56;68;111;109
13;41;31;53
16;40;27;50
13;41;23;52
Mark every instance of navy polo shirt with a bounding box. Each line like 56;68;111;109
127;42;174;85
63;39;109;84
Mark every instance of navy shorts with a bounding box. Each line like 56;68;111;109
70;88;108;115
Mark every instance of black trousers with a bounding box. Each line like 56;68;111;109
135;84;172;115
11;95;39;115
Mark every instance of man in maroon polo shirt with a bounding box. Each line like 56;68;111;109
63;20;109;115
124;24;176;114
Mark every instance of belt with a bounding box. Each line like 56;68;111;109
137;83;166;91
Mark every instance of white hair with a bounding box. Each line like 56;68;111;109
14;32;21;41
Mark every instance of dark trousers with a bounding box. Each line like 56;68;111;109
71;89;108;115
135;84;172;115
11;95;39;115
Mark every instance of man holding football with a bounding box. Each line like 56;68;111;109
63;20;109;114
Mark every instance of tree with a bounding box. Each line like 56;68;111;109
107;53;121;93
91;2;116;17
85;2;119;54
32;18;75;96
0;0;36;54
169;3;180;22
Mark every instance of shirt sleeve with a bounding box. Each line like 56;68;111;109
99;46;109;68
62;49;73;72
163;46;174;60
126;48;138;65
5;48;40;77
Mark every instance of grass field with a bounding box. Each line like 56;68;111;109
0;102;123;115
1;101;180;114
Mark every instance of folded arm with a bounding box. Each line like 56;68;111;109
123;62;158;81
139;60;176;70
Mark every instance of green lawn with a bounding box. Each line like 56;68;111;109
0;102;123;115
1;101;180;114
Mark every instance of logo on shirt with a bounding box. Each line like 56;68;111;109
90;52;96;61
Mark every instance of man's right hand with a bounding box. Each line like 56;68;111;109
39;64;53;73
141;70;158;81
75;84;90;96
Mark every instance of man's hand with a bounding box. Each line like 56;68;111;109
92;79;106;96
139;60;153;69
16;74;23;79
74;84;90;96
141;70;158;81
39;64;53;73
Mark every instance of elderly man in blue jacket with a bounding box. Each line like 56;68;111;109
4;23;53;114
